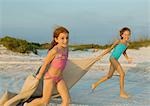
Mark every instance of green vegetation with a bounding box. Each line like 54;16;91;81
69;38;150;51
69;44;111;51
0;36;38;54
129;38;150;49
40;43;51;49
0;36;150;54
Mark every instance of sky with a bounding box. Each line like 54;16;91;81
0;0;150;44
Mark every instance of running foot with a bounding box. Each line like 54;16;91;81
120;91;129;99
91;83;97;91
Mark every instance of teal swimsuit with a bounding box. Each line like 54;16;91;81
110;43;127;60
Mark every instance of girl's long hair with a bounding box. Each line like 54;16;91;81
48;26;69;51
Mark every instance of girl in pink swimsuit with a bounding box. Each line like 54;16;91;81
24;26;70;106
44;46;68;84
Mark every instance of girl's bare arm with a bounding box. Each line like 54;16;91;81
36;48;57;79
123;50;132;63
97;40;120;59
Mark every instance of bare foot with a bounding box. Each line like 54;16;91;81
91;83;97;90
120;91;129;99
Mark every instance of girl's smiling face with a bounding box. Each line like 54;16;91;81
55;32;69;48
121;30;131;41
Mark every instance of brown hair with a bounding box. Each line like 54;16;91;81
120;27;131;39
48;26;69;51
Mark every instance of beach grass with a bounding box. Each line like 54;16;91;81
0;36;150;53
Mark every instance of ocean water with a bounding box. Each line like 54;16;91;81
0;50;150;106
69;62;150;106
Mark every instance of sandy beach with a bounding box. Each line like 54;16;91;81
0;46;150;106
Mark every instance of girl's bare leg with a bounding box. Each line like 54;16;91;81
110;58;129;98
25;79;54;106
57;80;71;106
92;63;115;90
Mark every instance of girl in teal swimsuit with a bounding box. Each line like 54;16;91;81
92;27;132;98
